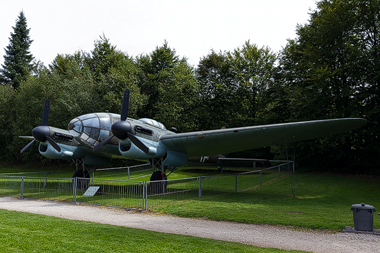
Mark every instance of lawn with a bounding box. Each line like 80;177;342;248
0;209;302;252
152;172;380;231
1;162;379;231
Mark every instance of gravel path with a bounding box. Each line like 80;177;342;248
0;197;379;252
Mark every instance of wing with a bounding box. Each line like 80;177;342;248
160;118;367;157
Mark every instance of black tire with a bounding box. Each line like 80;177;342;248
150;171;165;181
150;171;167;194
72;169;90;190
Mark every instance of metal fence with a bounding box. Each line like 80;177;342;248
0;161;294;211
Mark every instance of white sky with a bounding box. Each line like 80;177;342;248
1;0;317;67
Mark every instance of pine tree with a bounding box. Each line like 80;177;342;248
0;11;34;89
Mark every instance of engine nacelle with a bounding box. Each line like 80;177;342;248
162;150;188;168
38;142;83;160
119;139;166;159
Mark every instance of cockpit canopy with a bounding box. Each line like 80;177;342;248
68;113;120;147
67;113;167;147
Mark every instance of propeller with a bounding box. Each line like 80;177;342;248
93;89;149;153
20;100;61;153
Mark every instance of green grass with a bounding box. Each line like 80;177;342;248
153;172;380;231
0;209;302;252
1;163;379;231
1;163;378;252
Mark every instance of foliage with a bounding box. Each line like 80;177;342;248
136;41;198;131
0;209;284;253
0;11;34;89
84;36;147;116
196;43;278;130
278;0;380;172
227;42;278;126
13;54;98;162
1;0;380;173
0;85;16;160
196;50;236;129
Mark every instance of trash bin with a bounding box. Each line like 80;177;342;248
350;203;376;231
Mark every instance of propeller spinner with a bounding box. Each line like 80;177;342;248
20;100;61;153
93;89;149;153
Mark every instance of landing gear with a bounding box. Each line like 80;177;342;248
72;158;90;190
150;170;167;181
72;169;90;190
217;160;223;172
149;158;168;194
149;170;167;194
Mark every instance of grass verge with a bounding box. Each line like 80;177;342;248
151;172;380;231
1;163;379;231
0;209;303;252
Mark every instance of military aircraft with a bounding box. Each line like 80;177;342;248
20;89;367;181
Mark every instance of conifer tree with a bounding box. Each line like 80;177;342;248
0;11;34;89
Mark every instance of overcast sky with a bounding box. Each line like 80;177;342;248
1;0;317;67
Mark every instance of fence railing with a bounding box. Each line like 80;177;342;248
92;163;151;180
0;161;294;211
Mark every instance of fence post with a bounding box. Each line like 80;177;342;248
198;176;202;198
145;181;148;211
128;167;130;180
260;170;262;186
142;181;146;211
279;165;281;179
235;174;238;192
72;178;77;204
292;161;295;174
44;172;48;187
20;176;24;199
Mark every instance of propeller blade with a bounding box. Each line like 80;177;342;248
93;134;115;152
41;99;50;126
46;135;61;152
120;89;130;121
127;132;149;153
19;136;34;140
20;139;35;154
106;88;149;154
20;99;56;154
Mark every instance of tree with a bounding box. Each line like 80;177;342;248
135;41;198;131
196;42;278;130
155;60;200;132
0;11;34;89
227;42;278;126
0;84;16;159
85;36;146;117
196;50;234;130
278;0;380;172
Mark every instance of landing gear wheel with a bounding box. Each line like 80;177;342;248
150;171;167;194
72;169;90;190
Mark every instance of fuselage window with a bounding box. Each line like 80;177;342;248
100;117;111;129
99;129;110;141
90;128;100;140
82;117;100;128
84;127;92;137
